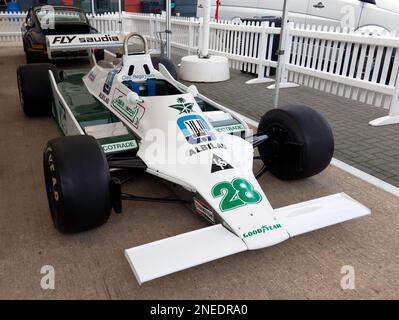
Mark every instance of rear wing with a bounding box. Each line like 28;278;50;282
46;34;124;59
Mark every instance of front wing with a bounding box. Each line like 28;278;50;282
125;192;370;284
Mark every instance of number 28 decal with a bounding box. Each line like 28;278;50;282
211;178;262;212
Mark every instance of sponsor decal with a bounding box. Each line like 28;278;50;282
193;198;215;223
243;224;282;238
169;97;195;114
211;154;233;173
102;140;138;153
111;89;145;128
51;34;119;45
88;71;96;82
215;124;245;133
211;178;262;212
177;114;216;145
122;74;156;81
99;92;109;104
188;142;226;157
103;69;118;95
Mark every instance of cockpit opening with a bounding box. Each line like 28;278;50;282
122;79;181;97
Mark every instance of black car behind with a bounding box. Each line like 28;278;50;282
22;5;101;63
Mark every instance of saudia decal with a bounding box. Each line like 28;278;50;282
111;95;145;128
51;34;120;44
169;97;195;114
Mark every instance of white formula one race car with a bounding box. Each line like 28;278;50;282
16;33;370;284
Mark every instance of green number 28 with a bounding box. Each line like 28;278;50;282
211;178;262;212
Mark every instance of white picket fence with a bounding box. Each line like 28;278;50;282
0;11;26;46
1;11;399;125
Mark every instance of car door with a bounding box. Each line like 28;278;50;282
306;0;363;29
256;0;310;24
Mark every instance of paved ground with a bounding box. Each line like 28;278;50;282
1;47;399;299
178;62;399;187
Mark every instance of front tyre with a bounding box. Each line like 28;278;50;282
43;135;112;233
257;105;334;180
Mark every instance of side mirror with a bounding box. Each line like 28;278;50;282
127;91;141;105
187;85;199;97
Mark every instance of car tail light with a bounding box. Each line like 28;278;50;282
32;43;45;50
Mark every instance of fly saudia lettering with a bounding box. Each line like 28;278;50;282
243;224;282;238
52;35;119;44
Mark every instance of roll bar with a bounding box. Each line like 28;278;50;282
123;33;149;56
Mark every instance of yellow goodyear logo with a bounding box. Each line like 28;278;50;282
243;224;282;238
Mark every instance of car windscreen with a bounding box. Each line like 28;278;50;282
35;8;87;24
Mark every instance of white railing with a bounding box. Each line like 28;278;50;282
1;11;399;125
287;24;399;112
0;11;26;46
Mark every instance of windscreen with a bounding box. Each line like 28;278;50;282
35;7;87;24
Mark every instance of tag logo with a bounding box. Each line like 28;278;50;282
211;154;233;173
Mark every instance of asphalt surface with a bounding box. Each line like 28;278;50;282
0;47;398;299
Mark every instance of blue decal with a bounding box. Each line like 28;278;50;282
177;114;216;144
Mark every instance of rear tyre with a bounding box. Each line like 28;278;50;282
16;63;62;116
257;105;334;180
151;55;177;80
43;135;112;233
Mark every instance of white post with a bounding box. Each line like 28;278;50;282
280;22;293;84
188;17;195;55
149;13;155;50
200;0;211;58
118;0;123;33
91;0;95;16
273;0;288;108
369;69;399;126
245;21;275;84
389;83;399;117
166;0;172;59
197;17;204;56
268;0;299;103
